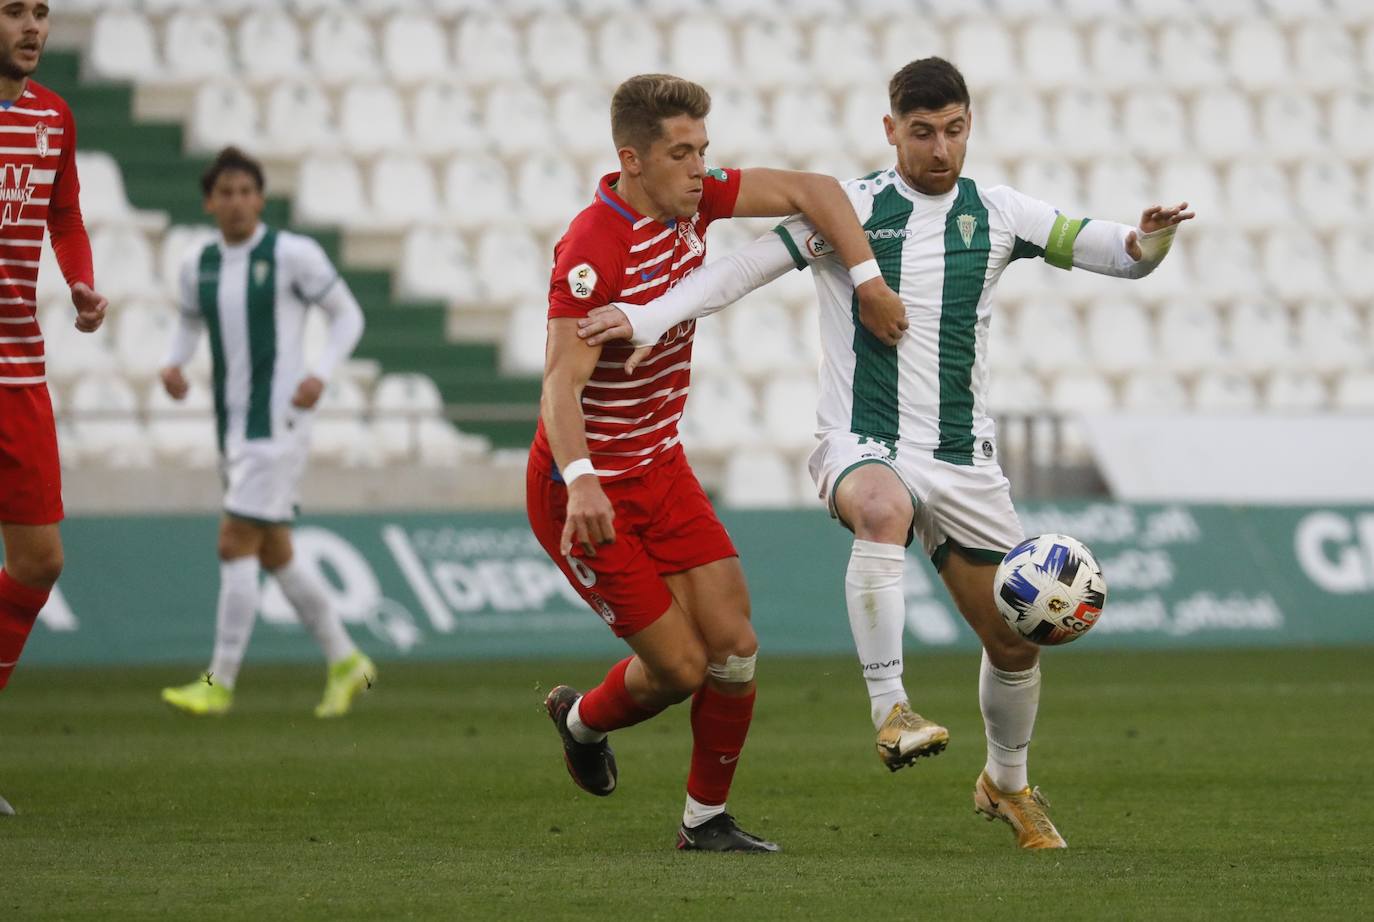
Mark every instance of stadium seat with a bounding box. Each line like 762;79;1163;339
41;306;116;383
1192;371;1259;412
1264;372;1327;412
594;16;666;82
1334;371;1374;411
443;155;517;232
1013;159;1084;215
90;227;158;302
1155;21;1225;91
380;16;450;88
1330;0;1374;24
1296;300;1366;374
295;155;366;227
1119;370;1189;412
1084;157;1152;221
371;372;445;461
114;304;178;382
158;225;218;299
1260;229;1333;302
501;303;547;376
551;85;613;163
1155;159;1222;226
1085;21;1152;92
74;152;135;226
1017;301;1087;374
1291;22;1361;92
339;84;410;156
1155;301;1228;374
986;370;1048;416
485;84;552;158
311;376;376;467
739;19;806;91
1258;91;1325;160
308;10;378;87
808;16;881;91
236;10;307;86
721;449;796;508
368;156;440;228
1020;21;1085;91
771;89;842;161
877;13;945;74
1193;88;1258;161
1227;300;1296;373
515;155;585;236
1051;91;1118;162
1331;229;1374;301
453;15;524;87
1223;162;1294;231
474;227;546;305
263;81;336;156
759;374;818;453
397;227;478;302
668;19;737;85
161;12;234;83
1047;370;1115;414
680;370;758;455
1085;298;1155;374
727;297;804;379
415;417;488;467
1329;91;1374;159
412;82;486;158
949;20;1017;88
1225;20;1291;92
187;81;260;154
1120;90;1189;161
70;373;153;468
145;380;218;469
87;11;160;82
980;88;1050;160
1294;159;1364;229
526;14;594;87
1188;227;1260;301
708;87;777;165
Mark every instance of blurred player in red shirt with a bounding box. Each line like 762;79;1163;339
529;74;904;851
0;0;108;815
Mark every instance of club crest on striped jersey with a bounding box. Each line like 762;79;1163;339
957;213;978;247
0;163;34;228
34;122;49;158
568;262;597;299
678;216;704;258
252;259;272;287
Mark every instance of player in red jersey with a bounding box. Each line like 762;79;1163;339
0;0;107;816
530;74;906;851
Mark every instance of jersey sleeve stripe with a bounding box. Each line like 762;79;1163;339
773;225;808;270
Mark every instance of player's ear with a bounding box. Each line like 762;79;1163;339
617;145;643;178
883;113;897;147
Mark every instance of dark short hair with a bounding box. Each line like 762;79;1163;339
200;146;265;197
889;57;971;116
610;74;712;152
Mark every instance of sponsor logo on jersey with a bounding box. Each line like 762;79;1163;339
568;263;597;299
705;167;728;182
805;231;833;258
34;122;49;158
679;218;704;258
957;213;978;247
867;227;913;241
0;163;34;228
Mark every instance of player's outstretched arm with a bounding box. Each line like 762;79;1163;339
734;168;906;345
1068;201;1195;279
543;318;616;557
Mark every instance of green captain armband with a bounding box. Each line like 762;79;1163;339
1045;214;1085;270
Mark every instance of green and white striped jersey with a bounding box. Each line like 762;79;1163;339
177;224;344;451
774;169;1074;466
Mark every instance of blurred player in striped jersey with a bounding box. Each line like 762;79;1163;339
580;58;1193;849
0;0;107;817
157;147;374;720
529;74;905;852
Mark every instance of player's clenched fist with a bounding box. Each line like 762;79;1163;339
71;282;108;333
160;366;189;401
855;278;907;346
560;478;617;557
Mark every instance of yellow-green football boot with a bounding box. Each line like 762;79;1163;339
161;677;233;716
315;652;376;718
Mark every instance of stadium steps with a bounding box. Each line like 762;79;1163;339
38;50;540;449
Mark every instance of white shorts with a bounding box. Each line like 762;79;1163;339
808;430;1025;569
221;413;312;525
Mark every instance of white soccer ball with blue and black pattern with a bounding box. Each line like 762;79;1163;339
993;534;1107;646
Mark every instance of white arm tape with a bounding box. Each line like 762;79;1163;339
706;652;757;683
561;458;597;485
848;258;881;288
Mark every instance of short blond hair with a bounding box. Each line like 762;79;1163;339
610;74;712;152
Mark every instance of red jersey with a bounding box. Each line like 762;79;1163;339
532;168;741;482
0;79;92;388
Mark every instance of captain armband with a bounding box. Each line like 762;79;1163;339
1045;214;1086;270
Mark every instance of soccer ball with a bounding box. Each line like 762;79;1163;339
993;534;1107;646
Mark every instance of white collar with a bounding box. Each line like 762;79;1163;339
218;222;267;253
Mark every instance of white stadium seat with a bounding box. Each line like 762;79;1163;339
1223;162;1294;231
1226;20;1291;92
146;379;218;469
1156;302;1229;374
1264;372;1327;412
1296;300;1365;374
501;303;547;376
739;19;807;91
987;370;1047;416
162;12;234;83
1227;301;1296;373
1193;88;1258;161
515;155;585;235
1155;160;1222;227
1085;299;1155;375
295;155;366;227
70;373;152;468
1156;21;1226;91
1086;21;1152;92
1292;22;1361;92
1051;91;1118;162
771;88;842;161
41;305;116;383
1260;229;1333;303
187;81;260;154
877;13;945;75
551;85;611;163
311;377;377;467
485;84;552;158
453;15;523;87
75;152;135;226
808;16;881;91
338;84;409;156
722;449;796;508
1084;158;1152;222
114;304;177;382
526;14;594;87
444;155;517;232
760;374;819;453
474;227;546;305
158;225;218;299
708;87;777;164
1121;91;1188;161
1332;230;1374;301
594;17;665;82
1013;159;1084;215
263;81;336;156
1016;301;1088;374
668;19;737;85
87;11;160;81
1294;159;1364;229
308;11;378;87
90;227;157;302
950;21;1017;88
1189;228;1261;301
372;372;445;461
1329;92;1374;159
680;370;758;455
412;82;486;158
727;298;803;379
237;10;306;86
369;156;440;228
980;88;1049;160
381;16;450;88
1258;91;1325;160
1021;21;1085;91
397;227;479;302
1119;371;1189;412
1334;372;1374;411
1192;371;1259;412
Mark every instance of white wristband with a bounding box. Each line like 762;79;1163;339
561;458;597;485
849;259;881;288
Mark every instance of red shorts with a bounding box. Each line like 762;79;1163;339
0;385;63;526
526;445;738;638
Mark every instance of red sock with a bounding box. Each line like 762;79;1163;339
577;656;661;732
686;684;756;806
0;569;50;691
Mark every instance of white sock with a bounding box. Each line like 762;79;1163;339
208;556;260;690
979;649;1041;793
683;794;725;829
846;539;909;729
272;558;358;665
566;695;605;744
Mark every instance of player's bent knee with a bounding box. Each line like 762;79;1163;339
984;633;1039;672
706;651;757;684
9;546;63;588
655;652;709;700
850;497;913;544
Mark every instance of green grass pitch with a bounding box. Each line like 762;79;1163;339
2;648;1372;920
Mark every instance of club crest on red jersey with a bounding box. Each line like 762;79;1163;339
34;122;49;158
678;215;704;258
0;163;35;228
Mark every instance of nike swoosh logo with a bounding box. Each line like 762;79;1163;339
719;754;740;765
640;265;664;282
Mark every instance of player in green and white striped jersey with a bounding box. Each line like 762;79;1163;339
577;58;1193;848
156;148;375;720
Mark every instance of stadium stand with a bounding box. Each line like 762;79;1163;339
34;0;1374;508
